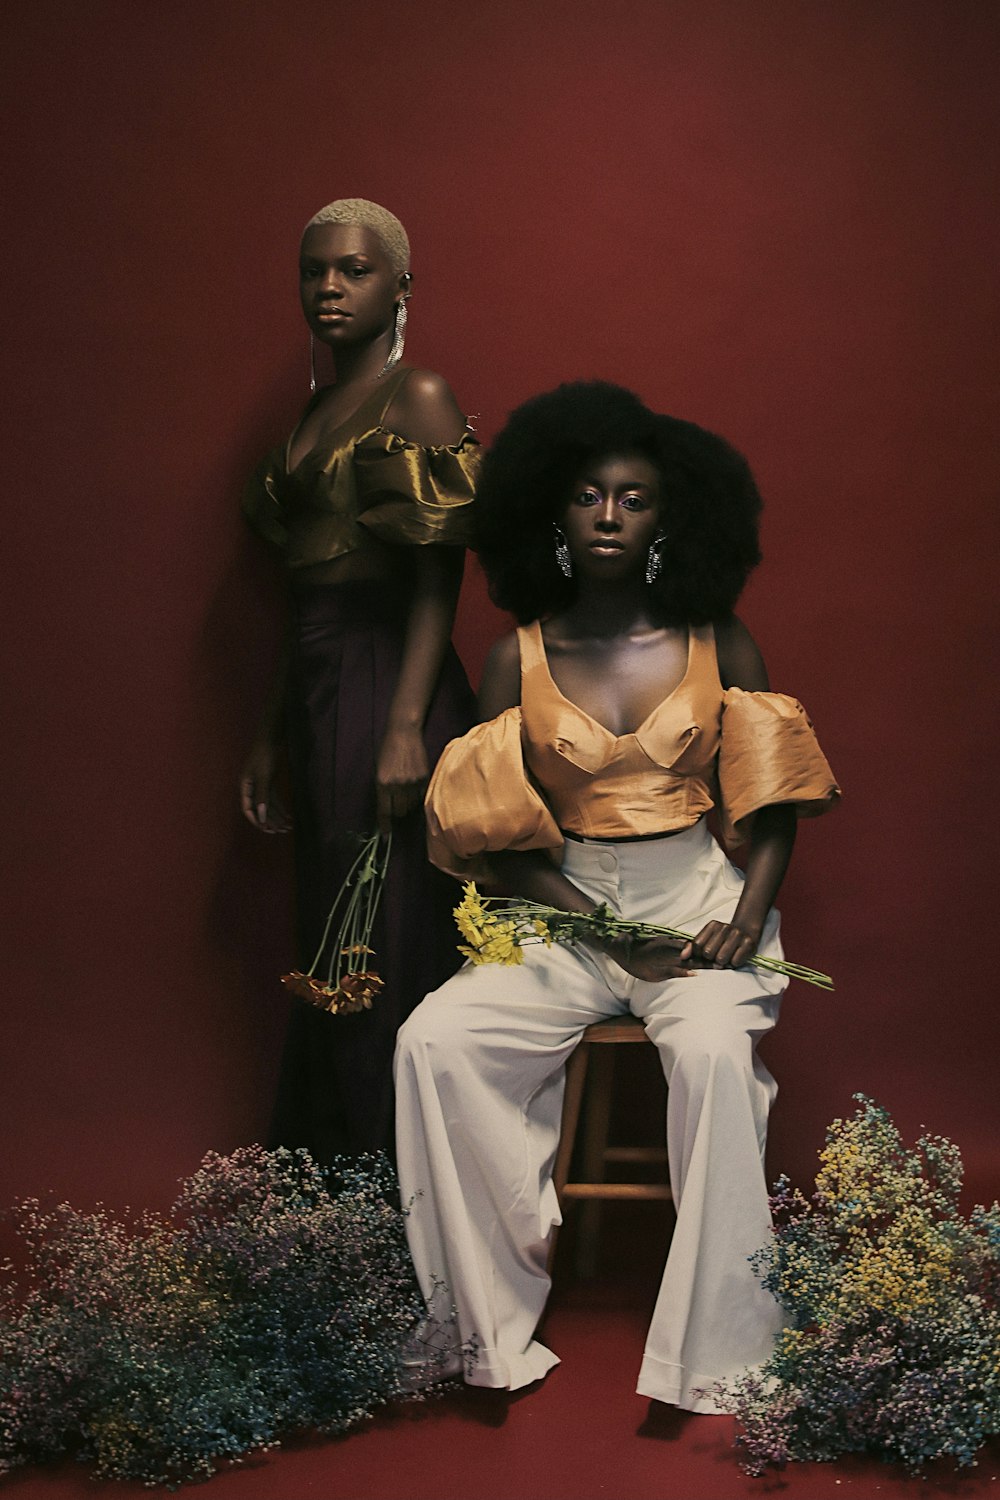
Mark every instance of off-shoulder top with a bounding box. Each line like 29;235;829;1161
425;619;840;878
242;367;479;567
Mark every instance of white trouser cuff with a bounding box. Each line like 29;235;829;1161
466;1339;561;1390
636;1352;730;1413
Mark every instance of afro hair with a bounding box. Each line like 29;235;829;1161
474;381;762;625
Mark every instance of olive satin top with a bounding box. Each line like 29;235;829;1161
242;367;480;568
425;620;840;878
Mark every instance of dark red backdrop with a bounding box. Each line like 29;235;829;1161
2;0;997;1214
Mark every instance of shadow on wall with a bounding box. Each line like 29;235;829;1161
196;368;305;1142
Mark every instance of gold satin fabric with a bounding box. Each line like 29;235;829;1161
715;687;840;846
242;370;479;567
425;621;840;877
425;707;563;882
519;621;722;840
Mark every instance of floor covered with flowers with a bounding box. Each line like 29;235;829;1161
4;1200;998;1500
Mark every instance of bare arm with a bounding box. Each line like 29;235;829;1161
387;369;469;448
240;634;293;833
688;614;797;968
375;548;465;831
374;371;470;832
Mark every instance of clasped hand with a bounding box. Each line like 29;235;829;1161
603;918;761;982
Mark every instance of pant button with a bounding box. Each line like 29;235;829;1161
598;851;617;873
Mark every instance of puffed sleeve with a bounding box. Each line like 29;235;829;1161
717;688;841;848
353;429;479;547
241;447;288;549
425;707;564;881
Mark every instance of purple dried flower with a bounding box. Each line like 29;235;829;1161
0;1149;456;1486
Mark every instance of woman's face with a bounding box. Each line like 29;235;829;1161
560;452;663;582
299;223;406;351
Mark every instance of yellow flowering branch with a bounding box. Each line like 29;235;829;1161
453;883;833;989
282;832;392;1015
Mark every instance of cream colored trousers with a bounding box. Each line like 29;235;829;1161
394;818;787;1411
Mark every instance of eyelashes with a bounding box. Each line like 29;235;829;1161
299;262;374;280
573;490;650;511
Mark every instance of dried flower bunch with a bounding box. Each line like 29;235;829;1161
0;1148;452;1487
453;882;833;988
282;832;391;1014
711;1096;1000;1474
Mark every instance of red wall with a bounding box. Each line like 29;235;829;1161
2;0;997;1213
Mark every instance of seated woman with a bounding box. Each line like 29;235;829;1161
394;382;839;1410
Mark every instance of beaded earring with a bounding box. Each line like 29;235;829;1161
380;295;410;377
554;525;573;578
646;532;667;584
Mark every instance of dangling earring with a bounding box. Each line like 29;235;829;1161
380;296;409;377
554;525;573;578
309;333;317;394
646;532;667;584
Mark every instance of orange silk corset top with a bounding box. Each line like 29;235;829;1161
423;621;839;881
518;621;723;840
241;367;479;568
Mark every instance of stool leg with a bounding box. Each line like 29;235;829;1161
576;1044;616;1278
548;1041;590;1274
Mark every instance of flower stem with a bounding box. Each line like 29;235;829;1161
457;890;833;990
298;831;392;984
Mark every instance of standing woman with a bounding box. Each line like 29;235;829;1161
396;382;839;1406
241;199;479;1161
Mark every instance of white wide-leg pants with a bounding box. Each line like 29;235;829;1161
394;819;787;1411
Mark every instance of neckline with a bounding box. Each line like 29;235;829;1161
284;368;408;474
528;620;695;744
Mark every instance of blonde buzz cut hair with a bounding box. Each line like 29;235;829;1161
303;198;411;276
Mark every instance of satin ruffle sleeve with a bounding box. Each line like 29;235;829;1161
717;687;841;848
425;707;564;881
241;447;288;549
353;429;479;547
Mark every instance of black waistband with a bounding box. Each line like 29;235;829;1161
561;825;688;845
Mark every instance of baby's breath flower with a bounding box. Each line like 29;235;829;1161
710;1096;1000;1476
0;1149;462;1486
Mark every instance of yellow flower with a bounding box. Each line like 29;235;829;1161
454;884;488;947
458;945;482;965
460;881;486;919
533;919;553;945
458;916;525;967
455;909;485;947
477;918;524;966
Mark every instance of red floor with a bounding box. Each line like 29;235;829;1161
4;1268;997;1500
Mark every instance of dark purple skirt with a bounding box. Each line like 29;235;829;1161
269;580;476;1162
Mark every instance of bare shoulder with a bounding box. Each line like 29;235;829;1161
385;367;468;446
478;629;522;719
714;613;770;691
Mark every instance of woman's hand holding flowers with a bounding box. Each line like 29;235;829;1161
599;931;696;981
600;922;762;979
375;723;430;833
686;918;763;972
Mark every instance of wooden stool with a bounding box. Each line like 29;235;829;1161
551;1015;671;1277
